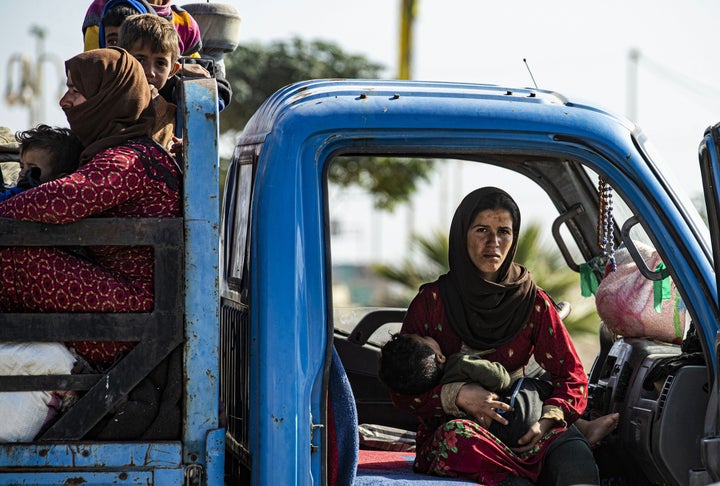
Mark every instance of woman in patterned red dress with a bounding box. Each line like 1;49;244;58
391;187;599;486
0;47;181;367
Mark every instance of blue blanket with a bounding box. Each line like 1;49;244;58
330;347;359;485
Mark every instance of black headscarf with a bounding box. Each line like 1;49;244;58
438;187;537;350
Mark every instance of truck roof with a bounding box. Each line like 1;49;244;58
239;78;637;147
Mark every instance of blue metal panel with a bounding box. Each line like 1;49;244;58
0;444;183;484
249;126;328;485
242;79;719;483
205;427;226;485
0;443;182;468
180;77;223;467
0;471;184;484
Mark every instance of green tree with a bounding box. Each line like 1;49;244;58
221;37;385;133
221;38;434;209
373;223;600;336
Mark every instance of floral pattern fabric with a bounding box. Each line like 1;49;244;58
392;281;588;484
0;139;181;365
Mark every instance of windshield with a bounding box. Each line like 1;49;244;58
636;131;711;254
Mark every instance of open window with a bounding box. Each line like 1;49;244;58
698;122;720;482
327;153;603;433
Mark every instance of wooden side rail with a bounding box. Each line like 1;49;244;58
0;217;184;440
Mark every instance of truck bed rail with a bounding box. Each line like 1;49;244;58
0;217;184;440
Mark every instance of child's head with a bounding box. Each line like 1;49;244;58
16;125;82;183
118;13;180;91
378;333;446;395
100;0;153;48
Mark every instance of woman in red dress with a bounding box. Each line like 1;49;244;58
0;47;181;367
391;187;599;485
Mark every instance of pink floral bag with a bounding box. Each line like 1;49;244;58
594;243;687;344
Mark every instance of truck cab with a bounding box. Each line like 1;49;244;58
221;79;720;485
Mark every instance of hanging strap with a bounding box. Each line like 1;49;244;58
653;262;671;312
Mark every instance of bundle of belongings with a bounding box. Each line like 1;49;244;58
0;343;77;442
595;241;688;344
0;126;20;188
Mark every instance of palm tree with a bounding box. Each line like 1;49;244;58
373;223;600;336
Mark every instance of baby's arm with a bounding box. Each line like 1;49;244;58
442;352;512;392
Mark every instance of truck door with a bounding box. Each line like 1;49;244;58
698;122;720;481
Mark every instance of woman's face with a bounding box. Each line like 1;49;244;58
466;208;514;281
59;71;87;110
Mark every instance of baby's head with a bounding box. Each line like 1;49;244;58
16;125;82;183
378;333;446;395
118;13;180;91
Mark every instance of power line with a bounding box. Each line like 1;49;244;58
627;48;720;122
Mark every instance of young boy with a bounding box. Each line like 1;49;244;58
116;13;182;152
83;0;201;58
118;14;231;120
97;0;154;48
0;125;82;202
378;333;552;448
118;13;181;93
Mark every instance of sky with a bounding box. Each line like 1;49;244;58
2;0;719;261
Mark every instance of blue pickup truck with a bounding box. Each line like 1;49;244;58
0;76;719;486
221;79;720;486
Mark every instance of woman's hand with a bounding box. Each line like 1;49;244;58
512;418;555;453
455;383;512;428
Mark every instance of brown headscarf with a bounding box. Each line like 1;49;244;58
63;47;156;163
437;187;537;350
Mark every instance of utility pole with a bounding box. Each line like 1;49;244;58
5;25;64;127
398;0;416;80
626;48;640;123
399;0;418;253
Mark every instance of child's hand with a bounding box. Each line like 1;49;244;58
16;167;41;189
170;136;183;162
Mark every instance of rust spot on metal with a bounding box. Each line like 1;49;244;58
119;472;128;480
62;479;88;485
38;448;48;457
272;415;284;427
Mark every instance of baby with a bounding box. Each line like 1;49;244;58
378;333;551;447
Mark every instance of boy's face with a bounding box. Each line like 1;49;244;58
104;25;121;47
20;147;55;183
126;42;179;91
